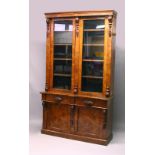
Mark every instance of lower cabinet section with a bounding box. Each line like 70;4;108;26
41;94;112;145
75;106;106;138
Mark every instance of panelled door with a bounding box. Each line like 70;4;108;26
46;103;70;133
74;105;107;138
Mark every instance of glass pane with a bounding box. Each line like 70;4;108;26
54;21;73;44
54;45;72;58
81;20;104;93
54;21;73;31
54;60;72;74
83;46;104;60
82;78;102;92
54;31;72;44
82;62;103;77
83;31;104;44
53;21;73;90
53;76;71;90
84;20;105;30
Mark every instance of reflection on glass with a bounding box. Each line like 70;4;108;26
82;62;103;77
81;20;104;93
54;60;72;74
53;21;73;90
84;20;105;30
54;21;73;44
84;31;104;44
54;31;72;44
83;46;104;60
54;45;72;58
54;21;73;31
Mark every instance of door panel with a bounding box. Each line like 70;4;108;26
75;106;106;138
46;103;70;132
78;19;105;96
51;19;75;92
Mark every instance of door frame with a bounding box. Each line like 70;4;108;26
77;17;110;97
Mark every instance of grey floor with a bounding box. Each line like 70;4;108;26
29;120;125;155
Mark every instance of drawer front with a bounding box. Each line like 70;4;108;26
42;94;74;105
75;97;107;108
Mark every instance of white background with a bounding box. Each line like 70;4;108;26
0;0;155;155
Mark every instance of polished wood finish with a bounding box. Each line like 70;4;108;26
41;10;117;145
45;10;116;18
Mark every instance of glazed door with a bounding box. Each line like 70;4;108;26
50;19;76;93
78;18;110;97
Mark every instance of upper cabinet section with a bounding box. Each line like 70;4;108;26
45;11;116;97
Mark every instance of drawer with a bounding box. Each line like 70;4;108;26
75;97;107;108
42;94;74;105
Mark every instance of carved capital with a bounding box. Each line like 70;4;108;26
107;15;112;20
75;17;79;37
75;17;79;22
46;18;51;24
108;19;112;37
46;18;51;36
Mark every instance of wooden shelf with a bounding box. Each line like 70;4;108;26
54;58;72;61
84;29;104;32
54;73;71;77
82;59;103;62
54;30;72;32
83;44;104;46
54;44;72;46
82;75;103;79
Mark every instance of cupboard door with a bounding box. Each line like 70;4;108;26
78;19;105;95
51;20;75;91
46;103;70;133
75;106;106;138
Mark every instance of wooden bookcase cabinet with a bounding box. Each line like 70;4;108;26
41;10;117;145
